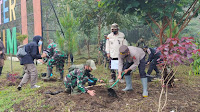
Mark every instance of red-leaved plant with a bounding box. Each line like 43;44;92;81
156;37;200;87
157;37;198;67
156;37;200;111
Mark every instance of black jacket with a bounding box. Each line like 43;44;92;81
20;36;42;65
147;48;161;62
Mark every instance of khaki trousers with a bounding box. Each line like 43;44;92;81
19;64;38;87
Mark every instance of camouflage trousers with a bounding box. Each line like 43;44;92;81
47;58;65;75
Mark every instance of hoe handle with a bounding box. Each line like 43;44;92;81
110;72;125;88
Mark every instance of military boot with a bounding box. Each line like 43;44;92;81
42;69;51;80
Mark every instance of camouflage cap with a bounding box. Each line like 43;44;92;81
111;23;119;30
85;60;97;70
119;45;129;58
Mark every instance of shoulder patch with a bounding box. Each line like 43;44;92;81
133;56;136;60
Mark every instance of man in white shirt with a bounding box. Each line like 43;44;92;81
105;23;128;83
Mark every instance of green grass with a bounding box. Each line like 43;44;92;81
0;49;199;111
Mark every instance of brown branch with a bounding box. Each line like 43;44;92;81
163;34;168;41
182;6;200;29
161;67;178;111
147;13;161;29
166;17;172;38
172;0;198;31
163;17;170;30
171;8;176;21
175;5;200;38
145;19;159;38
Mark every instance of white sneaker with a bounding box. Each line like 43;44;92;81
119;79;125;83
31;85;40;89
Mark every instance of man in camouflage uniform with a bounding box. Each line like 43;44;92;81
136;37;146;48
99;34;108;67
42;39;67;81
64;60;103;96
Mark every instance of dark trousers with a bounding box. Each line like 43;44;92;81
123;56;146;78
0;67;3;75
147;58;159;75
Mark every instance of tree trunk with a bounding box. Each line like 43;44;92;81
68;53;71;66
97;16;102;65
87;39;90;58
159;28;164;45
163;66;175;88
77;44;81;55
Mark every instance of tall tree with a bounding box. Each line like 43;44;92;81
102;0;200;44
67;0;137;60
57;5;79;66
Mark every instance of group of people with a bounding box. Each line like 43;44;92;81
16;23;161;97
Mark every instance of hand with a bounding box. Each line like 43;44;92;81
124;69;130;74
0;51;2;55
99;80;104;83
38;59;45;64
118;74;122;80
87;90;96;96
146;62;150;65
99;51;100;53
107;53;110;58
41;53;47;58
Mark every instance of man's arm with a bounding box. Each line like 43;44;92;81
30;46;42;59
123;39;128;46
147;48;153;63
128;56;140;71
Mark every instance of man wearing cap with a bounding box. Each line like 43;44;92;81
136;37;146;48
105;23;128;83
143;46;161;79
118;45;148;97
41;39;67;81
64;60;103;96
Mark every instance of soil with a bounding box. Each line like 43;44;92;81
11;77;200;112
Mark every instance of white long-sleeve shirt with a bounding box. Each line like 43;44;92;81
105;31;128;58
118;46;145;72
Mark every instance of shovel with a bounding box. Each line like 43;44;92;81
108;72;125;97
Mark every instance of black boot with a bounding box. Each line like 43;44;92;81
42;68;51;80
